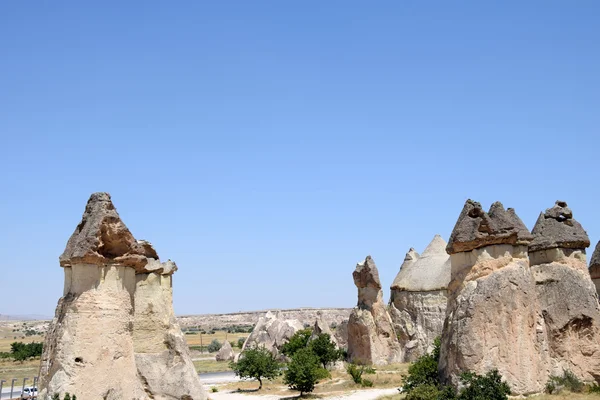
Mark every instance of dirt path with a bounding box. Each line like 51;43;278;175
207;387;399;400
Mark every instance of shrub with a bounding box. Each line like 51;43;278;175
284;347;328;396
401;338;440;393
588;383;600;393
207;339;222;353
211;387;219;392
308;333;342;368
9;341;43;361
458;369;510;400
237;337;246;348
281;329;312;357
361;379;374;388
229;346;281;389
545;369;584;394
405;384;442;400
346;363;364;384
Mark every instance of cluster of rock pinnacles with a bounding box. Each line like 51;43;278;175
39;194;600;398
347;199;600;395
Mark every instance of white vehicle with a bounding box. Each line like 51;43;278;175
20;386;38;399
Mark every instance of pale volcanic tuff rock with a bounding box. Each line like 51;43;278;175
40;193;205;400
347;256;402;365
216;340;235;362
440;200;548;396
590;241;600;296
310;311;338;345
389;235;450;362
241;311;304;359
530;201;600;383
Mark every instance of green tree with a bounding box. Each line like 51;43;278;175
229;346;281;389
458;370;510;400
309;333;341;369
281;329;312;357
401;338;441;393
284;347;328;396
207;339;222;353
237;337;246;348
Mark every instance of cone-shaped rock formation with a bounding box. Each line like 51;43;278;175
389;235;450;362
347;256;401;365
40;193;205;400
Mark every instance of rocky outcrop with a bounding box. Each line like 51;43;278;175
439;200;547;396
310;311;338;345
590;241;600;296
241;311;304;359
216;340;235;362
389;235;450;362
347;256;401;365
40;193;205;400
530;201;600;383
133;243;205;400
334;320;348;350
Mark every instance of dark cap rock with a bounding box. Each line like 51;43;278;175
529;201;590;252
59;192;149;270
446;200;533;254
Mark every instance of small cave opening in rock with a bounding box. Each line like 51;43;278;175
75;357;83;363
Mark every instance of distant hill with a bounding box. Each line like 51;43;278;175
0;314;52;321
178;307;351;330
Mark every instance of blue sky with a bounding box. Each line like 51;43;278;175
1;2;599;316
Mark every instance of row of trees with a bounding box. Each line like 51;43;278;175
230;329;343;395
0;341;43;361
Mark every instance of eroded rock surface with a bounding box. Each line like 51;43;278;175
590;241;600;296
348;256;401;365
40;193;205;400
310;311;338;345
216;340;235;362
440;200;547;396
530;201;600;383
241;311;304;359
389;235;450;362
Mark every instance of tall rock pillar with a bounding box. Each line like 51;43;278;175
529;201;600;382
589;241;600;297
347;256;402;365
39;193;147;399
439;200;547;395
133;245;206;399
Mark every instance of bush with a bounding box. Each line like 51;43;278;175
229;346;281;389
284;347;329;396
308;333;342;368
281;329;312;357
361;379;374;388
545;369;584;394
207;339;222;353
211;387;219;392
405;384;442;400
346;363;364;384
237;337;246;348
588;383;600;393
401;338;440;393
458;369;510;400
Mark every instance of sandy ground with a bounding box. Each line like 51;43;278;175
206;387;399;400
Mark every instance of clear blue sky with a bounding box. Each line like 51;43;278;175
1;2;599;316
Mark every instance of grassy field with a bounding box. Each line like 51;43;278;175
0;358;40;382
